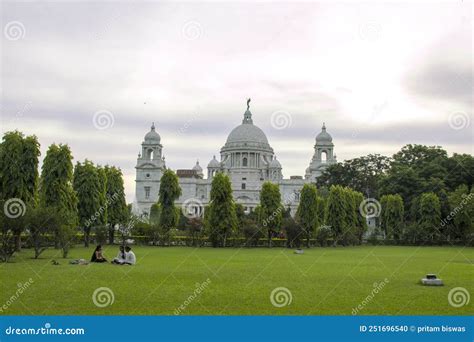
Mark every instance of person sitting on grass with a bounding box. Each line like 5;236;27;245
123;246;136;265
90;245;107;263
112;246;126;264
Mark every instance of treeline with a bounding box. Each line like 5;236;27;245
0;131;128;261
1;131;472;259
316;144;474;245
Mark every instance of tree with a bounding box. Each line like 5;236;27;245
295;184;318;247
0;200;17;262
96;166;108;226
325;185;347;246
104;166;128;244
0;131;40;251
380;194;404;242
447;185;473;244
259;182;282;247
206;173;237;247
342;188;358;245
149;203;161;245
315;196;326;227
26;205;60;258
73;160;102;247
419;192;441;243
242;217;263;247
379;165;423;221
317;154;390;197
444;154;474;191
235;203;245;233
158;169;182;245
352;191;367;244
40;143;78;255
283;216;302;249
187;217;203;246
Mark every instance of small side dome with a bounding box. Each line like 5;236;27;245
269;156;282;168
315;122;332;143
144;122;161;143
192;160;203;172
208;155;220;168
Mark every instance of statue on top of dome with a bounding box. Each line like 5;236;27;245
247;98;251;110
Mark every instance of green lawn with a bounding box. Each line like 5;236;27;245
0;245;472;315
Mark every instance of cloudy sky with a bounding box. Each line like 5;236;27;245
1;0;472;202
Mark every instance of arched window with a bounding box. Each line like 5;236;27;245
242;157;248;167
321;151;327;163
147;148;154;160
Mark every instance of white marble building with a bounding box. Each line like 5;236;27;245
134;102;336;216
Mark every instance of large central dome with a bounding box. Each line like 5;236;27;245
226;118;269;145
222;108;272;151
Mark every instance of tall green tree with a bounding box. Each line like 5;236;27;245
296;184;318;247
447;185;473;243
380;194;404;242
325;185;347;246
96;166;108;225
444;154;474;191
419;192;441;243
0;131;40;250
73;160;102;247
352;191;367;244
342;188;358;245
317;154;391;197
260;182;282;247
104;166;128;244
206;173;236;247
158;169;182;245
40;143;78;256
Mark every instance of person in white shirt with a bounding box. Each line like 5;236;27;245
124;246;136;265
112;246;126;264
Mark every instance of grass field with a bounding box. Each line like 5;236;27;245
0;245;472;315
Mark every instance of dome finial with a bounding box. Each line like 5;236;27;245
243;98;253;124
151;122;155;130
322;122;326;130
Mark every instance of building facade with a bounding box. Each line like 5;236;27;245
134;102;337;216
